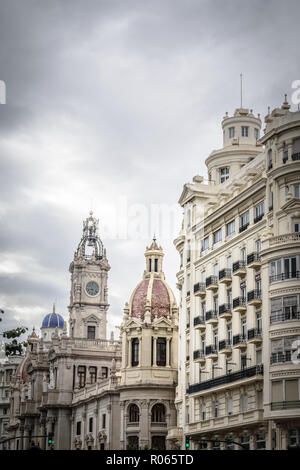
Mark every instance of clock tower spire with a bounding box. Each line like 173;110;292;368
68;211;110;340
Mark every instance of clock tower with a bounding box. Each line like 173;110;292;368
68;211;110;340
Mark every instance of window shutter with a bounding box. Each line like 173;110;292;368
272;381;283;402
285;380;299;402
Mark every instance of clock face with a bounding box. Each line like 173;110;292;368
86;281;99;296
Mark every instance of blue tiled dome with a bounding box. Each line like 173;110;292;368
41;313;64;329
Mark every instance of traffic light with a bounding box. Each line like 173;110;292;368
48;432;53;447
185;435;190;449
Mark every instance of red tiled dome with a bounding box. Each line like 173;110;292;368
131;278;171;319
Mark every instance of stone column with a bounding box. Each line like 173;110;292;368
19;424;24;450
94;406;99;450
166;338;170;366
40;417;47;450
23;423;32;450
82;409;87;449
281;428;288;450
107;403;111;450
120;401;125;450
249;433;255;450
128;339;132;368
153;338;157;366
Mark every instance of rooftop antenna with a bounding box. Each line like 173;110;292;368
240;73;243;108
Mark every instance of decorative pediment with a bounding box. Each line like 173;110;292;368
152;316;173;328
125;317;142;329
281;197;300;214
82;314;101;325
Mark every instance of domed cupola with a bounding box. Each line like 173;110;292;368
128;238;177;321
41;304;65;341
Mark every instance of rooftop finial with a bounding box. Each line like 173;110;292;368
153;233;156;243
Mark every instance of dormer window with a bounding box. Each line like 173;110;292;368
241;126;249;137
229;127;235;138
220;167;229;183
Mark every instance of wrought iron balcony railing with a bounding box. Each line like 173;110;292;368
233;297;247;309
232;261;246;273
270;271;300;283
247;252;261;265
219;340;232;351
219;269;232;281
194;315;205;327
247;328;262;340
270;310;300;323
193;282;206;294
206;310;218;321
188;364;263;394
247;290;262;302
206;276;218;288
270;351;292;364
271;400;300;410
233;334;247;346
219;304;232;315
239;223;249;233
205;345;218;356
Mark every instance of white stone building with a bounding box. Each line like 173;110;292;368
174;98;300;450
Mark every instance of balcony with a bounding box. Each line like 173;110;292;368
219;269;232;284
292;152;300;161
254;213;264;224
193;282;206;297
247;253;261;269
233;334;247;349
194;315;206;331
232;261;246;277
193;349;206;364
218;340;232;355
270;351;292;365
205;310;218;325
239;223;249;233
233;297;247;312
247;290;262;306
205;345;218;359
270;271;300;283
270;310;300;323
188;364;263;394
218;304;232;319
206;276;218;291
247;328;262;344
271;400;300;411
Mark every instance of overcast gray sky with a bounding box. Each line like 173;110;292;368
0;0;299;337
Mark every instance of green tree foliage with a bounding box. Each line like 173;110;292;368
0;309;28;356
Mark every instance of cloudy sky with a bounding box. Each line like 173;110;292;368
0;0;299;338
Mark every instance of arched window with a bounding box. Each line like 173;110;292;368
151;404;166;423
131;338;139;367
129;404;140;423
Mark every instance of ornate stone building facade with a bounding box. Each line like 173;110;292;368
119;239;179;450
174;98;300;450
5;216;178;450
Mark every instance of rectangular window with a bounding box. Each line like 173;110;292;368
256;312;262;332
101;367;108;379
285;380;299;402
239;211;249;229
214;401;219;418
154;258;158;272
87;326;96;339
229;127;235;138
157;337;167;366
201;236;209;251
227;324;232;344
89;417;93;433
78;366;86;388
241;394;248;412
102;414;106;429
269;190;273;211
294;184;300;198
220;167;229;183
213;228;222;245
89;366;97;383
228;397;233;415
76;421;81;435
254;201;264;222
132;338;139;367
255;432;266;450
295;223;300;233
241;126;249;137
254;128;259;140
226;289;232;307
201;404;206;421
226;220;235;237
